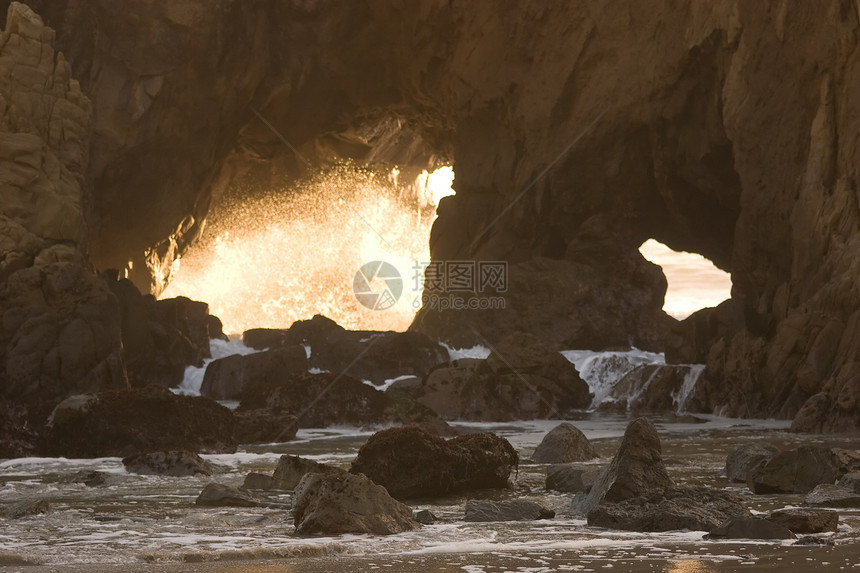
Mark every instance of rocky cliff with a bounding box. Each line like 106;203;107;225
0;1;858;431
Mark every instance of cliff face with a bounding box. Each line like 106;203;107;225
0;1;859;430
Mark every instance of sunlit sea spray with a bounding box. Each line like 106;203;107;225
160;164;455;334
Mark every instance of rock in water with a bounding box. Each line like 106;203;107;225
577;418;672;515
292;472;420;536
747;446;838;494
531;422;598;463
768;508;838;534
577;418;749;532
464;499;555;522
272;455;343;490
5;499;50;519
804;484;860;507
545;464;601;493
122;450;212;477
707;516;795;540
725;442;780;482
233;410;299;444
43;385;236;457
242;472;275;491
200;346;309;401
414;509;437;525
195;483;262;508
350;426;518;499
838;471;860;492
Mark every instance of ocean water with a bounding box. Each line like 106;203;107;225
4;344;859;569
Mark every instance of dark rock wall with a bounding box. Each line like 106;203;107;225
1;1;858;429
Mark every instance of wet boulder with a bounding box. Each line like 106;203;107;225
122;449;212;477
292;471;420;536
464;499;555;522
838;471;860;492
577;418;749;532
0;397;39;459
242;472;275;490
747;446;838;494
43;384;236;457
545;464;601;493
237;371;388;428
606;364;704;414
195;483;262;508
414;509;437;525
272;455;343;490
4;498;50;519
531;422;598;463
200;345;309;401
804;484;860;507
587;485;749;532
233;410;299;444
768;508;838;534
725;442;780;482
350;426;518;499
707;516;795;540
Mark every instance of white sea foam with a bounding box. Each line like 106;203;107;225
443;343;491;361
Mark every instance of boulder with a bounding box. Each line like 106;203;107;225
43;384;236;457
747;446;838;494
768;508;838;534
804;484;860;507
242;472;275;490
200;346;309;401
122;450;213;477
415;333;592;421
707;516;795;540
0;397;39;459
243;315;344;350
233;410;299;444
531;422;598;463
577;418;672;516
272;455;343;490
195;483;262;508
587;486;749;532
605;364;705;414
464;499;555;522
837;471;860;492
725;442;780;482
292;471;421;536
350;426;518;499
577;418;749;532
415;509;437;525
546;464;601;493
382;387;457;437
833;449;860;477
237;371;387;428
55;470;108;487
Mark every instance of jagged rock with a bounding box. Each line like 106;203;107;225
576;418;672;516
464;499;555;522
233;410;299;444
804;484;860;507
122;449;212;477
237;371;387;428
200;346;309;401
588;486;749;532
531;423;598;463
292;471;420;536
707;516;795;540
833;449;860;477
415;333;591;421
578;418;748;532
243;315;343;350
195;483;262;508
838;471;860;492
768;508;838;534
350;426;518;499
106;275;219;389
272;455;343;491
242;472;274;490
725;442;780;482
43;384;236;457
5;499;50;519
545;464;601;494
414;509;437;525
747;447;838;494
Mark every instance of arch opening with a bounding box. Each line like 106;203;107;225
160;164;455;335
638;239;732;320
